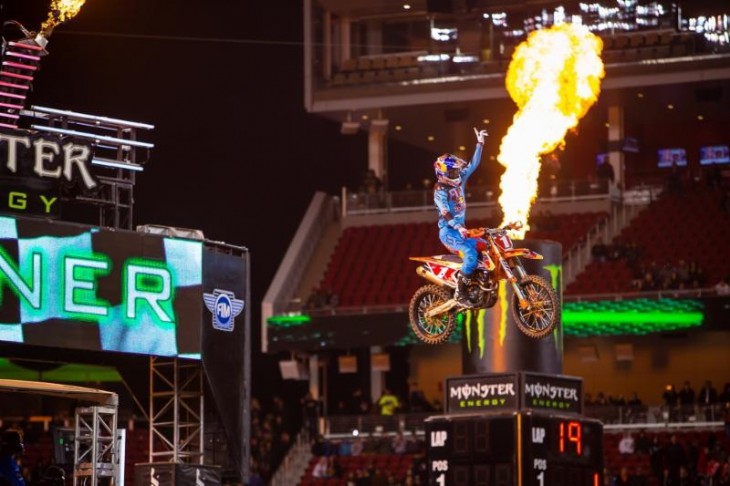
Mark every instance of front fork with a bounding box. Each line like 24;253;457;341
501;257;530;309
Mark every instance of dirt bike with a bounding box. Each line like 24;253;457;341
408;222;559;344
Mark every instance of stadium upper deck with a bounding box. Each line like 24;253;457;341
304;0;730;159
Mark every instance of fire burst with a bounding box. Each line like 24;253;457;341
41;0;88;34
497;24;604;238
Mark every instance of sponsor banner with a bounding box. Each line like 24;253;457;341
521;372;583;414
201;250;250;483
0;176;60;218
0;129;98;193
445;373;519;413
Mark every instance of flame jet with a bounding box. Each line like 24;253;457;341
497;23;604;238
41;0;88;37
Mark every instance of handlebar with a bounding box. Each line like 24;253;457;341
466;221;522;238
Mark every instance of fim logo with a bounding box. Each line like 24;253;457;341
203;289;244;332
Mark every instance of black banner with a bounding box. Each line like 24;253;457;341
443;372;583;415
201;249;250;483
445;373;519;413
521;372;583;415
0;176;60;218
0;129;98;193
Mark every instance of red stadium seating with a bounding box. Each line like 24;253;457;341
317;212;608;308
567;189;730;295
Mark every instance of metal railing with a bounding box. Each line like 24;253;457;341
322;404;726;439
342;178;610;217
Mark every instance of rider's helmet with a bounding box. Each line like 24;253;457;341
434;154;466;186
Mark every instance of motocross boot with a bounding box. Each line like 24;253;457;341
455;273;475;307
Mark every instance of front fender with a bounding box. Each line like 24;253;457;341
503;248;543;260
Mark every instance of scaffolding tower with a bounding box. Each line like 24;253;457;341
149;357;205;464
73;405;119;486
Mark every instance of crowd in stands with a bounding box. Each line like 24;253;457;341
249;396;296;485
606;429;730;486
584;381;730;426
590;238;708;293
326;385;442;418
307;434;427;485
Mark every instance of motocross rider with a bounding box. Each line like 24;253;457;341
433;127;489;307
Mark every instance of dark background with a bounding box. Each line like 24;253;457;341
2;0;397;398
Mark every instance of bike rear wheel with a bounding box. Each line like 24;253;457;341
408;284;456;344
511;275;559;339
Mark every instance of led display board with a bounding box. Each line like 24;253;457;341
657;148;687;168
700;145;730;165
0;215;203;357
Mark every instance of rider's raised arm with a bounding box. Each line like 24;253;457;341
461;128;488;181
461;143;483;181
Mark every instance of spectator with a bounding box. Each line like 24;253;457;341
715;277;730;296
635;429;651;455
392;432;407;454
663;385;679;409
361;169;383;195
619;432;635;454
592;238;609;263
338;438;352;456
350;438;364;456
698;380;718;421
312;456;330;479
649;436;665;482
626;392;644;422
0;430;25;486
665;434;687;485
408;383;432;412
679;381;696;420
377;389;400;416
301;392;321;440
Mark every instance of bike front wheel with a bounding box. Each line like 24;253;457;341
511;275;559;339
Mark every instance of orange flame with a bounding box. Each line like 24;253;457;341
41;0;88;34
497;24;604;238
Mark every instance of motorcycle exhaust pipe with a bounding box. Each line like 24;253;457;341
416;266;456;288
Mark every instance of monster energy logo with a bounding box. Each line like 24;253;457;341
524;382;579;401
450;382;516;400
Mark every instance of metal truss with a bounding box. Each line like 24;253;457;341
149;357;205;464
20;105;154;230
73;405;119;486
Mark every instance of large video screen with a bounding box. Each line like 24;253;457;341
0;215;203;357
700;145;730;165
657;148;687;168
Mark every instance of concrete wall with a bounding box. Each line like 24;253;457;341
407;332;730;406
